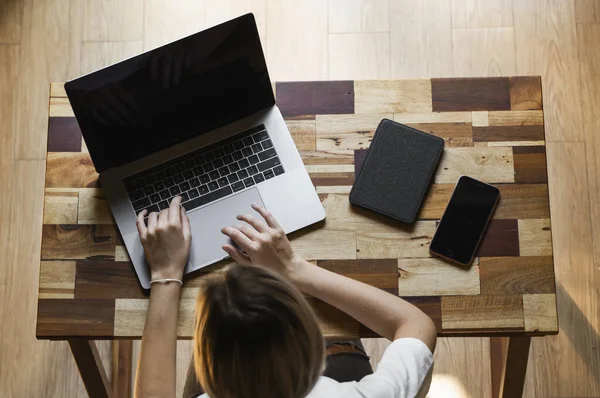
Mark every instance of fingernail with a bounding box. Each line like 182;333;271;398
252;203;259;208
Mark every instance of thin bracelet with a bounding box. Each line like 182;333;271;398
149;278;183;286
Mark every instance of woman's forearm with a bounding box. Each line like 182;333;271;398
135;283;181;398
289;259;437;351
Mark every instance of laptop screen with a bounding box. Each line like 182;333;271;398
65;14;274;173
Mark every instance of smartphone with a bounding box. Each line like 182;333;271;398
429;176;500;266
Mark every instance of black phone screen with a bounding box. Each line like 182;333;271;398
430;176;500;265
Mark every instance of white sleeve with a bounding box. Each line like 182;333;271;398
347;338;434;398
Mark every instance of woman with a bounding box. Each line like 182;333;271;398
134;196;437;398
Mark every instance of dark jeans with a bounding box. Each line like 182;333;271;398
182;340;373;398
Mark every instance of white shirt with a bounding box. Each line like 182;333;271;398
197;338;434;398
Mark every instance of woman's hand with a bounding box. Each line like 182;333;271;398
221;204;301;277
136;196;191;281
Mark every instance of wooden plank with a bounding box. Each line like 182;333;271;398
45;153;99;188
518;219;552;256
39;261;76;299
488;110;544;126
398;258;480;296
81;41;143;74
78;188;114;225
50;82;67;98
310;298;361;339
310;172;355;187
205;0;266;38
356;220;437;259
0;0;23;43
328;0;389;33
300;150;354;165
575;0;600;23
47;118;82;152
486;140;545;147
472;111;489;127
114;245;130;262
434;147;515;184
509;76;543;111
43;188;79;224
41;225;116;260
68;340;111;398
114;299;196;337
289;223;357;260
354;80;432;113
83;0;143;41
317;259;399;295
276;81;354;117
315;114;391;150
49;97;74;117
442;295;525;329
513;145;548;183
495;336;531;398
450;0;513;28
285;119;316;151
473;126;545;142
522;294;558;332
477;219;520;257
452;28;516;77
432;77;511;112
404;122;473;147
37;299;116;337
328;33;390;80
479;256;555;295
74;261;144;299
394;111;472;124
112;340;133;398
144;0;206;50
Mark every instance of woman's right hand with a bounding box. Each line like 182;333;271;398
221;203;301;277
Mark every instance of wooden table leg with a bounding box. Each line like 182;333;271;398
69;340;111;398
490;336;531;398
112;340;133;398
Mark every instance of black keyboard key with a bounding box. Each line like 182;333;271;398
143;185;155;195
248;165;259;175
164;167;175;177
180;192;189;202
223;144;234;154
223;154;233;164
164;177;174;187
154;170;166;180
130;189;144;201
205;152;215;162
149;193;161;203
174;163;185;173
188;188;199;199
133;197;150;210
242;147;253;157
264;170;275;179
228;174;239;183
208;181;219;191
230;163;240;172
125;182;137;192
254;174;265;184
160;189;170;200
262;139;273;149
193;166;204;176
233;151;243;161
218;177;229;187
219;166;229;177
232;181;245;192
183;170;194;180
251;143;262;153
273;165;285;175
239;158;250;169
258;157;281;172
158;200;169;210
249;155;259;164
182;186;233;211
258;148;276;161
173;174;184;184
180;181;190;191
154;181;165;191
253;130;269;142
169;186;181;196
135;179;147;189
145;174;156;185
198;185;209;195
200;174;210;184
209;170;220;180
243;137;254;146
238;169;249;179
243;177;255;187
214;148;225;157
233;140;244;150
213;158;224;168
203;163;214;173
144;204;159;214
190;177;200;188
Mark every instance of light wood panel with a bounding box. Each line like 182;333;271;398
354;80;432;113
522;294;558;332
43;188;79;224
205;0;266;38
328;33;391;80
398;258;480;296
451;0;513;28
575;0;600;23
144;0;206;50
452;28;516;77
83;0;144;42
81;41;143;75
328;0;390;33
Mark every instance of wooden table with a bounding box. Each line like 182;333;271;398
38;77;557;398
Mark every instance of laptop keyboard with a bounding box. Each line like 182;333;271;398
123;125;285;215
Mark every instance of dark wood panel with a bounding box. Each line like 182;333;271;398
477;219;520;257
442;295;525;331
317;259;398;295
432;78;511;112
47;117;82;152
480;256;556;294
406;122;473;147
473;126;545;142
112;340;133;398
310;172;355;187
68;340;111;398
74;260;145;299
513;146;548;183
41;225;116;260
45;152;99;188
276;81;354;117
495;184;550;219
510;76;543;111
37;299;116;337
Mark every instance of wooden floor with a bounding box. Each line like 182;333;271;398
1;0;599;397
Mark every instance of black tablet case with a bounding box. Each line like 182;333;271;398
349;119;444;223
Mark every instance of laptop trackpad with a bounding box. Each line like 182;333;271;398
185;187;264;273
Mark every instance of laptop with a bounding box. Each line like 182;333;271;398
65;14;325;289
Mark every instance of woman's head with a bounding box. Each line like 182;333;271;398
194;265;325;398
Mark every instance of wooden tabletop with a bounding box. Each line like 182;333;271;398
37;77;557;340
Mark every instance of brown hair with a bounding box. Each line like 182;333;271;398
194;265;325;398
